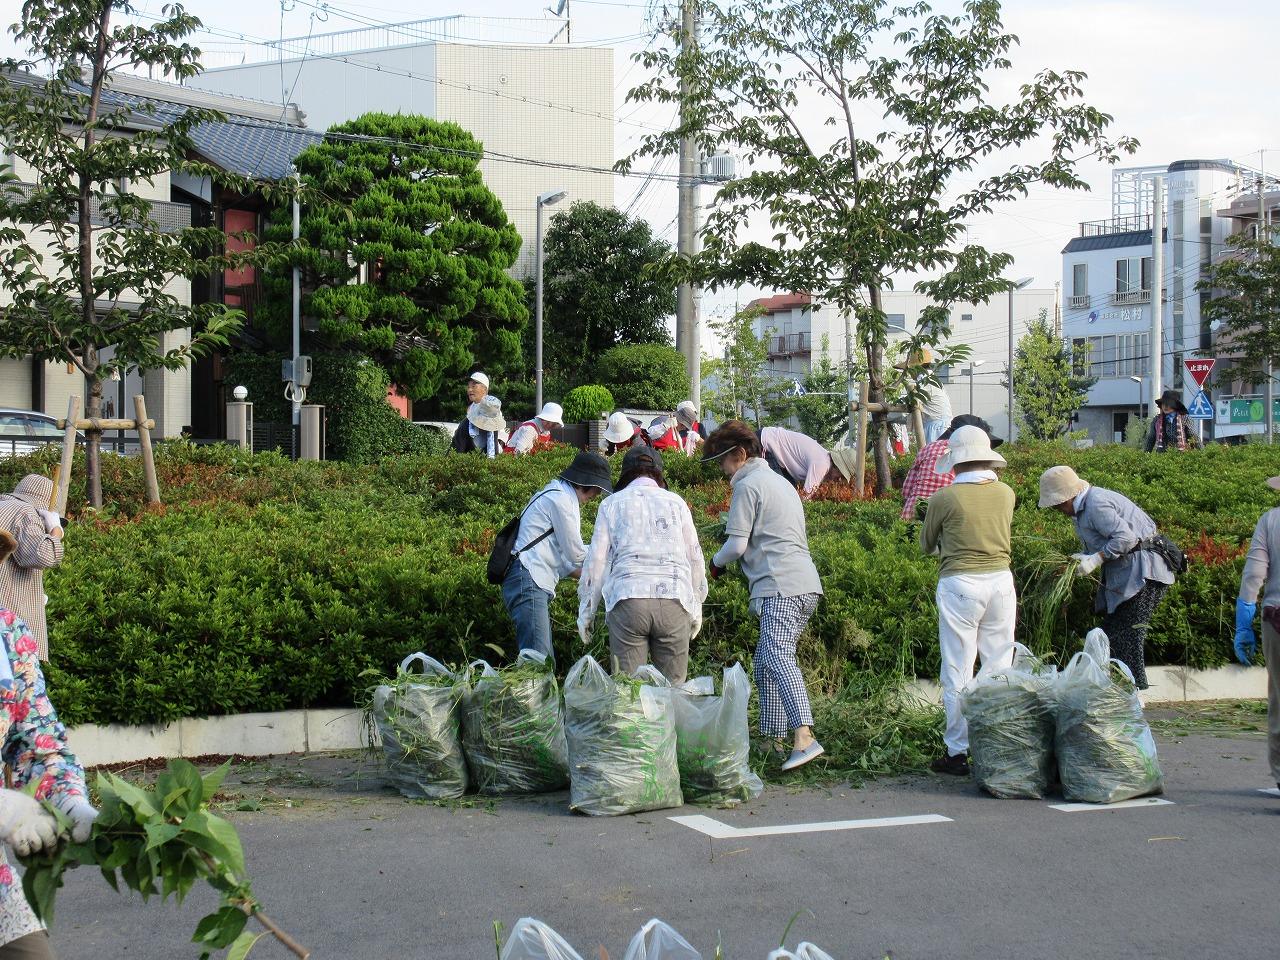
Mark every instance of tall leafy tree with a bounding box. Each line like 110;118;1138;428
626;0;1135;491
1010;310;1096;440
1199;226;1280;375
0;0;277;506
261;113;527;410
702;306;778;426
540;201;676;385
765;338;849;444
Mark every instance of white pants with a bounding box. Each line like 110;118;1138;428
937;571;1017;755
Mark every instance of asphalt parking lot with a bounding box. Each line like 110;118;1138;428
52;720;1277;960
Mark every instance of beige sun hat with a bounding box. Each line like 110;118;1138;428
935;425;1005;474
1038;465;1088;508
1267;475;1280;492
604;412;635;444
467;395;506;433
8;474;54;510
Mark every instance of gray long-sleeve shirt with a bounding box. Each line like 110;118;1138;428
1072;486;1174;614
1240;507;1280;608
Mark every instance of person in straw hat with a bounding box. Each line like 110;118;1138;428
455;394;507;458
451;371;497;454
1037;465;1175;690
0;475;64;661
1233;473;1280;794
502;452;613;661
917;425;1016;776
505;402;564;456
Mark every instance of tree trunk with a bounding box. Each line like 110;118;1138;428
865;284;892;496
83;348;102;509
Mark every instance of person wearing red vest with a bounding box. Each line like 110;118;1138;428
675;401;707;456
648;415;682;452
505;403;564;455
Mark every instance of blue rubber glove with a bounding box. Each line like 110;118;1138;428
1234;599;1258;665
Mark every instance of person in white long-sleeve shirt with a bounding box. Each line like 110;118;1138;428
503;452;613;662
578;446;707;683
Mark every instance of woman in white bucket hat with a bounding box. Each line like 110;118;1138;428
600;412;645;456
918;425;1016;776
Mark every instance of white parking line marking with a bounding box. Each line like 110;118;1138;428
1049;797;1174;812
1258;788;1280;797
669;813;952;838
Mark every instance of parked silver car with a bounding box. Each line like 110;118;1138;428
0;409;78;458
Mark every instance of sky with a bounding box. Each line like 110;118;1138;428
5;0;1279;324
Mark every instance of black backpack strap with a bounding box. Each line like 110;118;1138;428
512;490;556;559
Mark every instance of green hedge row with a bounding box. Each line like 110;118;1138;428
0;441;1270;727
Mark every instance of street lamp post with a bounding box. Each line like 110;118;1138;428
966;359;986;414
535;188;568;411
1007;277;1034;442
1129;375;1143;420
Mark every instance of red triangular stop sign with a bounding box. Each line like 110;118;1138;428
1184;358;1215;388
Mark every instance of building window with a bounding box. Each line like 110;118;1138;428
1115;257;1153;293
886;313;906;332
1076;334;1149;379
1071;264;1087;297
960;312;973;323
1071;338;1090;377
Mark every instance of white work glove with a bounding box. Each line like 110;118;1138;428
60;799;99;843
690;615;703;641
577;616;592;646
37;510;60;533
0;789;60;857
1073;552;1104;576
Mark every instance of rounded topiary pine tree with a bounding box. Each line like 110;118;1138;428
561;385;615;424
260;113;528;413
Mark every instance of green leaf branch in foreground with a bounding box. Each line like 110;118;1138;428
20;759;309;960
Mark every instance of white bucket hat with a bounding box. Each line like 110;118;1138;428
1038;465;1088;508
467;395;505;433
537;402;564;426
936;424;1006;474
603;412;635;444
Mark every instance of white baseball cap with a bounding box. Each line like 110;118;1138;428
537;402;564;426
468;371;490;389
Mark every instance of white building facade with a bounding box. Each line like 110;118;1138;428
748;287;1057;440
1061;160;1272;444
187;21;615;276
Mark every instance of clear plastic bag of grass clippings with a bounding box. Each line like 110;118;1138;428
1054;629;1163;804
564;656;683;816
461;650;570;795
622;918;703;960
499;918;584;960
960;642;1058;799
371;653;469;800
672;664;763;806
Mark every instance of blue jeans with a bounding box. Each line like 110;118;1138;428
502;560;555;661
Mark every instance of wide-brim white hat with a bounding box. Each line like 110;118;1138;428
467;396;506;432
1039;465;1088;508
537;402;564;426
936;425;1006;474
604;412;635;444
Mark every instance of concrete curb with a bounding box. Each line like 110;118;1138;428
904;664;1268;706
66;665;1268;769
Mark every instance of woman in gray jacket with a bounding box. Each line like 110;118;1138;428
1039;466;1174;689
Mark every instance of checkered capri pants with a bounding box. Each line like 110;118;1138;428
754;593;821;737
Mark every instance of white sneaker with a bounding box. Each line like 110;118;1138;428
780;741;824;771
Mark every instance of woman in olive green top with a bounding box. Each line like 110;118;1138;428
918;425;1017;776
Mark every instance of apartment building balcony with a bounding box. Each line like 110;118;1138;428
1079;214;1155;237
1112;289;1151;305
767;332;811;358
1068;294;1091;309
8;180;192;233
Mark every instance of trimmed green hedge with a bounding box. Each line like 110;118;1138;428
0;441;1267;727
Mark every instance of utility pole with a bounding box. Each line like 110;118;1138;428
1261;167;1274;444
1150;175;1164;407
291;172;302;459
677;0;698;403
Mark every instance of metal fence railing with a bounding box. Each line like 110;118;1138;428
0;435;234;459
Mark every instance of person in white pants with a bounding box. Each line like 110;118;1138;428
916;425;1017;775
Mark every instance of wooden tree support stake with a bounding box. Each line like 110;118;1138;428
55;395;79;516
134;395;161;506
852;380;870;497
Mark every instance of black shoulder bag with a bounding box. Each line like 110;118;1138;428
486;491;556;585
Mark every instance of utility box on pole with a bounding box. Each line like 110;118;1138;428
226;401;253;451
300;404;325;461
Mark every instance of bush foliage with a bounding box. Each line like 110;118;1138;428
561;385;615;425
0;441;1266;728
594;343;688;410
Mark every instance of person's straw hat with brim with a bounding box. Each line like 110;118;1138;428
1267;475;1280;493
935;425;1005;474
537;402;564;427
560;451;613;494
603;412;635;445
1038;465;1089;509
467;395;506;433
6;475;54;510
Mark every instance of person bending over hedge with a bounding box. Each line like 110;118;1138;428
503;452;613;662
918;425;1017;777
577;446;707;684
0;598;97;958
1038;465;1175;690
704;420;825;772
1234;470;1280;795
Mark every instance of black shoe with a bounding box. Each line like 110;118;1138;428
930;752;970;776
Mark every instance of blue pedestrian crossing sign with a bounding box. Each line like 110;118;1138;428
1188;390;1213;420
